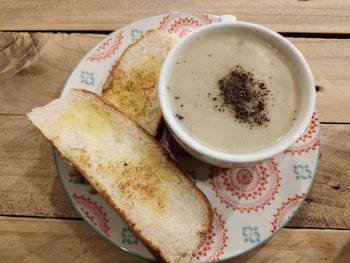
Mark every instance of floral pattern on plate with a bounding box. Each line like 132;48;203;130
159;13;213;37
55;12;320;262
73;193;110;236
210;159;282;213
192;208;228;262
86;31;124;62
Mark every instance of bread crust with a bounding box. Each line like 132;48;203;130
102;29;160;93
27;89;213;263
102;29;176;137
87;89;213;262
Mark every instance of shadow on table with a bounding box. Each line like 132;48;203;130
49;174;146;261
48;164;147;262
224;245;264;263
2;124;134;261
48;167;267;263
2;117;77;217
335;239;350;262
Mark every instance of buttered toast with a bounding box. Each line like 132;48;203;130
102;30;178;136
27;89;213;263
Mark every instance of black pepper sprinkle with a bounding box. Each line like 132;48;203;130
216;64;272;127
174;96;180;99
124;162;128;166
209;54;212;57
212;97;217;101
180;104;183;107
175;114;184;120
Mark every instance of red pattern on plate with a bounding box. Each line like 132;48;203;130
86;31;124;62
271;193;305;233
56;13;321;262
210;159;281;213
73;193;110;236
192;208;228;262
285;112;319;155
159;14;213;37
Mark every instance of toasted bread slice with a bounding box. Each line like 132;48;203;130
27;89;213;263
102;30;178;136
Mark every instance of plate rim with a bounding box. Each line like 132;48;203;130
53;11;320;262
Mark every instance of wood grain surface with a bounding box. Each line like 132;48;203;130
0;33;349;123
0;4;349;262
1;216;349;263
0;32;39;82
1;115;349;229
0;115;77;218
0;33;103;115
0;0;349;33
287;124;350;229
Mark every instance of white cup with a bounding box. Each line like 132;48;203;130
158;16;315;167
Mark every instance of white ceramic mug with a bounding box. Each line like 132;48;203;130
158;15;315;167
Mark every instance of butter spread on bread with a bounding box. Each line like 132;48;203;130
27;89;213;263
102;30;178;136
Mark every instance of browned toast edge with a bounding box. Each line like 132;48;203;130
102;29;162;93
27;89;213;263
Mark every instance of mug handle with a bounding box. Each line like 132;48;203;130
220;15;237;23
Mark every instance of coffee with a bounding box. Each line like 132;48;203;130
168;29;299;153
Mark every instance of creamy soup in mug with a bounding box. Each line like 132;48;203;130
168;29;300;153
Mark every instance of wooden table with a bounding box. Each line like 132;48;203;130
0;1;349;262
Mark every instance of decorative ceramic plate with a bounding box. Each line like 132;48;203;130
54;12;320;262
